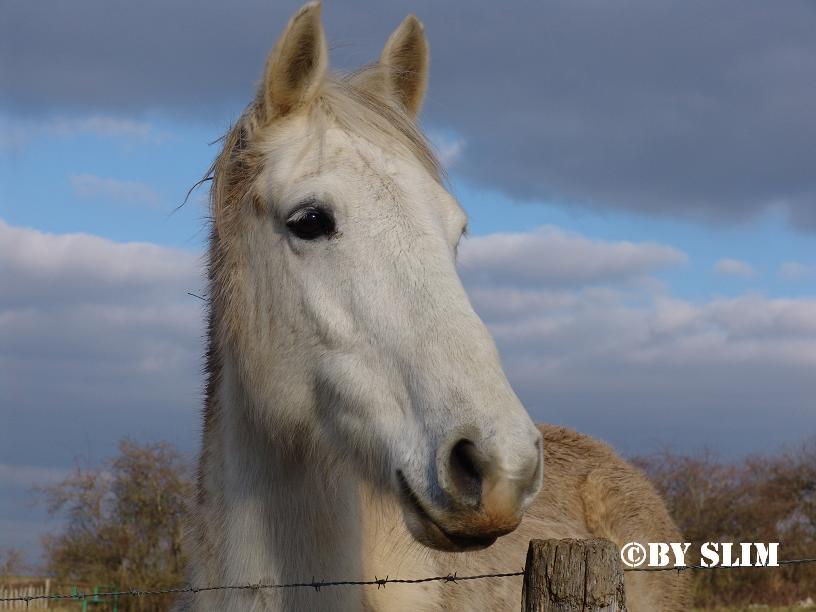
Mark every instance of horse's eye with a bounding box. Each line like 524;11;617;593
286;207;336;240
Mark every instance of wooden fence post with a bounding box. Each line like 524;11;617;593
522;538;626;612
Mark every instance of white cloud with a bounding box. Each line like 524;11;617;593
0;219;204;463
0;115;163;151
49;116;155;140
455;227;816;456
70;174;161;208
459;226;687;286
715;258;755;278
0;219;198;303
427;130;466;167
779;261;816;281
468;281;816;454
1;219;812;457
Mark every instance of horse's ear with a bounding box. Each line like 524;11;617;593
379;15;429;118
258;2;327;123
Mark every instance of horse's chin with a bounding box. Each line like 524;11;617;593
395;471;515;553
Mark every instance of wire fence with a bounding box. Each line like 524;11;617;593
2;557;815;606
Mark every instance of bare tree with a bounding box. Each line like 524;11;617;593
0;548;26;577
38;439;193;611
634;440;816;607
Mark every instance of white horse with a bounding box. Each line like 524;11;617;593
184;3;689;609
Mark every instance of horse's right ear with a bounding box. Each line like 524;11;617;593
258;2;327;123
379;15;429;118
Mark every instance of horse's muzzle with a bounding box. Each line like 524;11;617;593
396;432;543;552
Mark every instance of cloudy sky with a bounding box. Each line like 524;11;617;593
2;0;815;560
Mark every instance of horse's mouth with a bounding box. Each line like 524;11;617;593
396;470;500;552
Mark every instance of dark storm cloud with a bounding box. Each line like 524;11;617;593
2;2;816;218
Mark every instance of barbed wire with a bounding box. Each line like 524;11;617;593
2;558;815;605
0;570;523;605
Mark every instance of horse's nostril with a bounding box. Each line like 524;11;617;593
448;439;484;504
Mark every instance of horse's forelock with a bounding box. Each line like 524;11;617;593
318;66;443;183
208;65;443;226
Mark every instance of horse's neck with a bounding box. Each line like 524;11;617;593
200;356;364;609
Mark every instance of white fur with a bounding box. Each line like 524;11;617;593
186;107;543;610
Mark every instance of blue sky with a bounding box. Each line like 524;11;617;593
2;0;815;563
4;112;815;300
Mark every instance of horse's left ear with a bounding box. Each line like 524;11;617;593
258;2;328;123
379;15;429;118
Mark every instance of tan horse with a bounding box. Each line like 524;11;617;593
183;3;689;609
